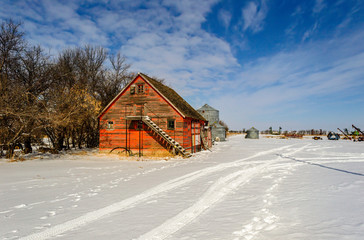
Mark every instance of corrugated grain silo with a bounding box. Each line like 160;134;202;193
245;127;259;139
197;104;226;141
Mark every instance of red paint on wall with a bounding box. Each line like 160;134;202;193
98;73;210;156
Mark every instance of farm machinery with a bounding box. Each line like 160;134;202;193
337;128;352;140
352;125;364;142
325;125;363;142
327;132;340;140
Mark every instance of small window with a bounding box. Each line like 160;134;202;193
130;85;135;94
168;119;175;130
107;121;114;130
137;84;144;94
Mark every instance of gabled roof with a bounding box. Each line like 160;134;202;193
247;127;259;132
98;73;206;121
139;73;205;121
197;104;218;112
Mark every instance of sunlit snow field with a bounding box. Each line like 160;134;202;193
1;135;364;240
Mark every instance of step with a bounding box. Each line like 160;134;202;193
142;117;191;157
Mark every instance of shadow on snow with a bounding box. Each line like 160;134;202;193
277;154;364;177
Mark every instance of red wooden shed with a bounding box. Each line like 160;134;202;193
98;73;211;157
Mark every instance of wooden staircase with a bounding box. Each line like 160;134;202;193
142;116;192;158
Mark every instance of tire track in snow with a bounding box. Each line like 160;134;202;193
4;157;189;220
137;163;272;240
137;144;310;240
233;150;364;240
19;144;297;240
232;164;294;240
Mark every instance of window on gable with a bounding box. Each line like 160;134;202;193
137;84;144;94
130;85;136;94
107;120;114;130
167;119;175;130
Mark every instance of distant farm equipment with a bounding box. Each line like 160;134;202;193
334;125;363;142
352;125;364;142
327;132;340;140
337;128;352;140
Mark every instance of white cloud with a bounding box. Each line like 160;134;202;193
291;6;303;16
1;0;111;52
302;22;318;42
242;0;268;33
219;9;232;29
208;29;364;130
313;0;326;13
162;0;219;33
123;29;238;92
109;0;239;93
1;0;363;130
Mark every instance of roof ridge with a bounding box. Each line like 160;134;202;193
197;103;218;111
139;73;206;121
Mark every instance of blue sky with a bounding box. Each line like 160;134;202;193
1;0;364;131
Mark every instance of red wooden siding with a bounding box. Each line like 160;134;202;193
99;75;208;156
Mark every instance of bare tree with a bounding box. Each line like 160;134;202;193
98;52;132;108
41;46;108;150
0;19;24;92
17;46;51;153
0;19;27;157
0;19;133;157
219;120;229;132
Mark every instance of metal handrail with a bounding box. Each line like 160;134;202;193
142;117;191;157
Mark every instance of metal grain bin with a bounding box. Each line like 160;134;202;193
197;104;219;125
245;127;259;139
213;122;226;141
197;104;226;141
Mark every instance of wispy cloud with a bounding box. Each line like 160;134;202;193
301;22;319;42
1;0;363;130
313;0;326;13
292;6;304;16
209;28;364;129
0;0;110;54
218;9;232;29
241;0;268;33
113;0;238;92
285;6;304;38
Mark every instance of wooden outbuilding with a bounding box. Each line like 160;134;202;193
98;73;211;157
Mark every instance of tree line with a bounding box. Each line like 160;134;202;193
0;20;134;158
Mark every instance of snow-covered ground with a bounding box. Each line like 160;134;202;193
1;135;364;240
